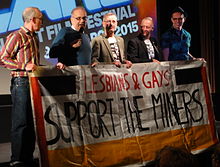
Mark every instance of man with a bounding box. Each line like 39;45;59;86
0;7;43;167
127;17;161;63
161;7;194;61
49;7;91;69
91;13;132;68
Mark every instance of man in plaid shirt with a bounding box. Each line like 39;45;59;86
0;7;43;167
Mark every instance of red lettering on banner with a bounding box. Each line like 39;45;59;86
85;74;105;93
85;70;170;93
152;71;159;88
84;73;130;93
164;70;170;86
105;75;111;92
124;73;130;90
142;72;151;88
142;70;170;89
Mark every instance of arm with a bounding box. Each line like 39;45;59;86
123;59;132;68
162;48;169;61
189;53;206;62
127;39;140;63
151;38;162;61
0;33;26;70
49;29;66;58
160;32;170;61
49;28;80;69
91;38;100;66
49;32;66;69
127;38;153;63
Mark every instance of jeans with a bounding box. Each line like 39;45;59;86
10;77;35;164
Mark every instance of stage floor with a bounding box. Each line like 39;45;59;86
0;142;39;166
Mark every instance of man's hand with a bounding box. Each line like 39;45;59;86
152;59;160;64
25;63;37;71
124;60;132;68
56;62;65;69
195;58;206;62
91;62;99;67
70;39;82;48
113;61;121;67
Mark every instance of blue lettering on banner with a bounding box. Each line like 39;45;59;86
0;0;132;34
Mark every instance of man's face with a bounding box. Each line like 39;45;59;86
33;11;43;31
71;9;87;31
171;12;185;30
140;19;153;36
103;15;118;34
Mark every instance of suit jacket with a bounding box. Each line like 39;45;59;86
127;34;161;63
91;34;127;63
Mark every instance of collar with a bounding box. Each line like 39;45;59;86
71;25;85;33
20;26;36;36
101;33;110;38
71;25;77;31
138;33;151;41
171;27;182;33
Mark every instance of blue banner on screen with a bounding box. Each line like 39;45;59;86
0;0;157;66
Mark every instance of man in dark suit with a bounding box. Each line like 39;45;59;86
127;17;161;63
91;12;132;68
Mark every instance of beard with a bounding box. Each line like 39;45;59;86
106;25;115;33
141;29;150;36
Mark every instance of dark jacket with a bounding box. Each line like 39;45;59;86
127;34;161;63
49;27;82;66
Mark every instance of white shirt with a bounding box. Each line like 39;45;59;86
144;39;155;59
108;37;120;61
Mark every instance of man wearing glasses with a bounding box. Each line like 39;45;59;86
49;7;91;69
0;7;43;167
161;7;194;61
91;13;132;68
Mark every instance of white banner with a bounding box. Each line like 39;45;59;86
29;61;218;167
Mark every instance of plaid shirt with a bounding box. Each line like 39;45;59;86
0;26;40;77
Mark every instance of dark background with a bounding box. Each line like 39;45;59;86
158;0;201;57
157;0;220;119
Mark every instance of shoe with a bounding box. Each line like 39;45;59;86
10;159;39;167
10;161;25;167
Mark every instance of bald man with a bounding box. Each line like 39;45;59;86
127;17;161;63
0;7;43;167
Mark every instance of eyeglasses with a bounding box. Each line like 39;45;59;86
141;26;153;29
35;17;43;22
104;20;117;24
172;17;184;21
72;16;87;21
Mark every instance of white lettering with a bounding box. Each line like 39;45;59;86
37;28;45;43
46;25;56;40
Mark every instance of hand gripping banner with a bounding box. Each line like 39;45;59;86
29;61;218;167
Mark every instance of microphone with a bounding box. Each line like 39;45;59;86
79;27;84;33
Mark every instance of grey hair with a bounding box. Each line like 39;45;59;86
22;7;41;23
141;17;154;28
103;12;117;21
71;6;87;15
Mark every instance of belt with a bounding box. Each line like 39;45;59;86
12;76;28;79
